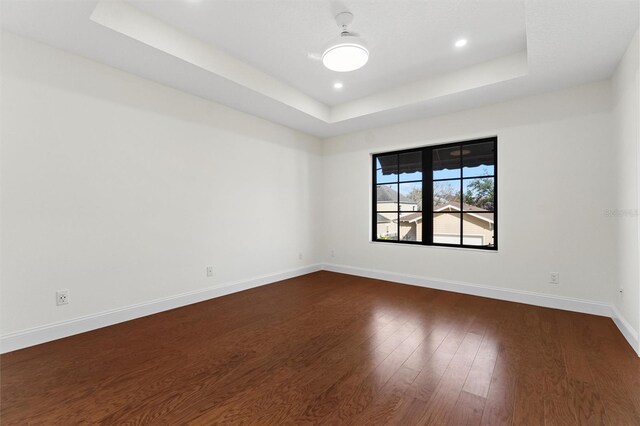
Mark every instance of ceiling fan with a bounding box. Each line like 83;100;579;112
308;11;369;72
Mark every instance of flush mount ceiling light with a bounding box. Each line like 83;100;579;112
322;12;369;72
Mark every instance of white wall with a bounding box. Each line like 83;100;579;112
322;81;619;307
612;29;640;352
0;33;323;337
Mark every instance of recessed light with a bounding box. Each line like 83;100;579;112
333;82;344;89
455;39;468;48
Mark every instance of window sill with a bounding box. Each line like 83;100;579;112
369;240;499;253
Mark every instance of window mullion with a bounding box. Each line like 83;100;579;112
396;154;399;241
424;148;432;245
459;144;463;246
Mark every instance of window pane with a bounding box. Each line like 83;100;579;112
433;212;461;245
462;177;495;211
463;141;496;178
376;213;398;240
399;212;422;242
463;213;495;247
399;151;422;182
377;184;398;211
433;146;461;180
433;180;460;210
400;182;422;211
376;154;398;184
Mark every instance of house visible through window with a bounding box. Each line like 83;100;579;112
372;137;497;249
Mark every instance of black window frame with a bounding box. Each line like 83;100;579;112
372;137;498;250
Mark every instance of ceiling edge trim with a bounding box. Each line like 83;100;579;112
330;51;529;123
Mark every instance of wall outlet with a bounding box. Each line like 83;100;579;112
56;290;69;306
331;249;335;258
206;266;213;277
298;252;303;260
549;272;560;285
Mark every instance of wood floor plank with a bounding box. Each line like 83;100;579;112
417;331;484;425
480;348;516;426
462;331;499;399
447;390;486;426
345;365;421;426
479;300;519;426
540;308;579;425
2;271;639;425
569;378;607;425
511;305;546;426
404;295;487;405
316;318;431;423
513;367;546;425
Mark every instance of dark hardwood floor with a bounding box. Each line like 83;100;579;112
2;271;639;425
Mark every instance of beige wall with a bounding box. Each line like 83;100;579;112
463;214;494;245
399;220;422;241
432;213;493;245
376;221;395;238
433;212;461;236
376;201;418;212
394;213;491;244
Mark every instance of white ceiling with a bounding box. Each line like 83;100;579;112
1;0;638;138
132;0;527;106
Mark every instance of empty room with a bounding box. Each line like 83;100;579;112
1;0;639;424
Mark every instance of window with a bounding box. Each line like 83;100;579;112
372;137;497;250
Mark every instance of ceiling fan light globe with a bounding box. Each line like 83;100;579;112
322;36;369;72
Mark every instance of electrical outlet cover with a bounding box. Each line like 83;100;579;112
56;290;69;305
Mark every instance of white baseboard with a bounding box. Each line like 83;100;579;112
611;305;640;355
322;263;612;316
3;262;638;357
323;263;640;356
0;264;322;354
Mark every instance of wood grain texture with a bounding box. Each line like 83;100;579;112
2;271;639;425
